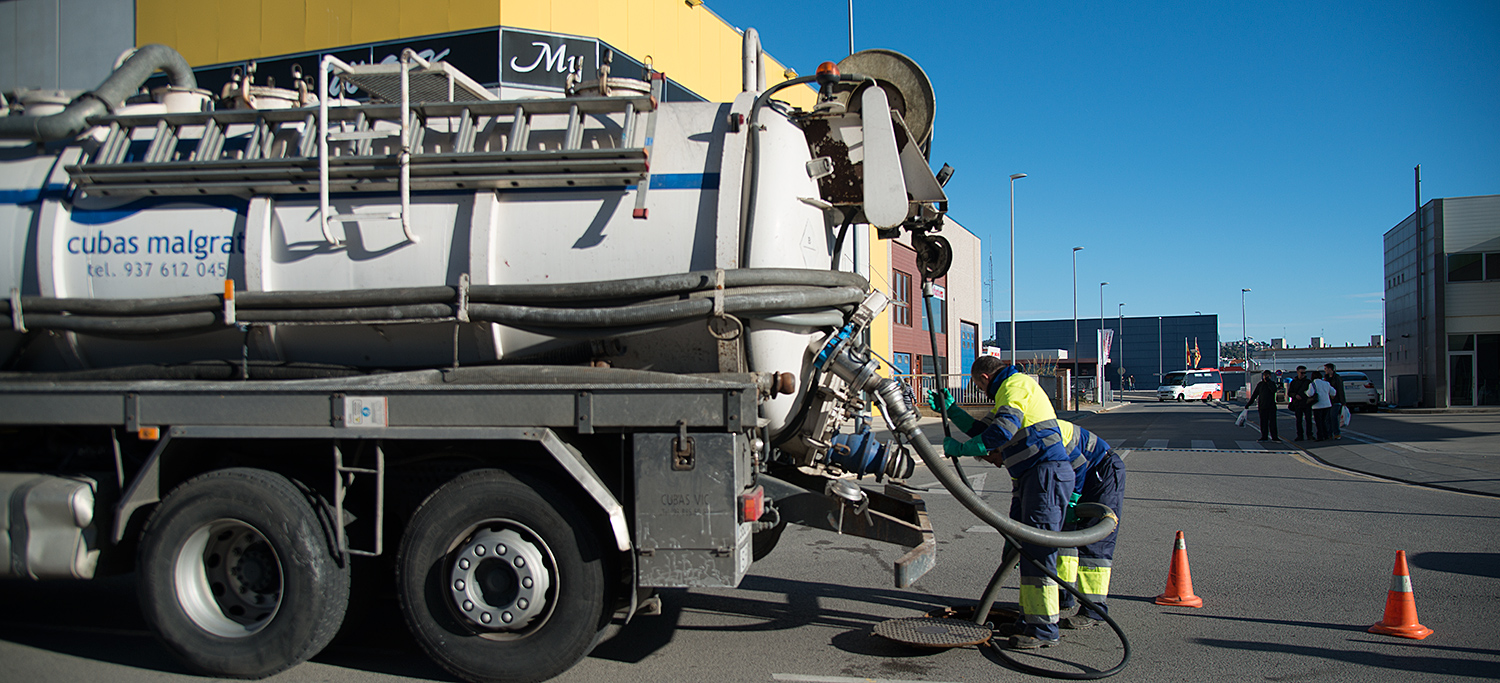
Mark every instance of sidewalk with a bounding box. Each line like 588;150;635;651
1206;399;1500;499
1293;416;1500;499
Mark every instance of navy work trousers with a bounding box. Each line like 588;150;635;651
1059;451;1125;619
1008;460;1074;641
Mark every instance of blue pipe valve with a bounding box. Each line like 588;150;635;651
828;430;915;481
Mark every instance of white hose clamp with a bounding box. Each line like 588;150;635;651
456;273;471;323
711;268;725;318
9;288;25;333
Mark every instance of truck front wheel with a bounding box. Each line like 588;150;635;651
396;469;607;683
137;467;350;678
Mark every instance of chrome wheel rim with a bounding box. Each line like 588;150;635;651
174;519;283;638
447;522;555;636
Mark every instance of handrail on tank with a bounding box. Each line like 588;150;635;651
319;54;357;246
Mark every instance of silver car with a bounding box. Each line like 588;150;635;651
1337;371;1380;412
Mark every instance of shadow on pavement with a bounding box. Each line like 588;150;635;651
0;574;189;676
1409;551;1500;579
1193;637;1500;679
590;574;978;664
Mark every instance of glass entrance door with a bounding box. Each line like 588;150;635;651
1450;353;1474;406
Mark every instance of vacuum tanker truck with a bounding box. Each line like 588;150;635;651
0;33;1112;683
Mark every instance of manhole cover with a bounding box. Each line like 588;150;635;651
872;617;992;648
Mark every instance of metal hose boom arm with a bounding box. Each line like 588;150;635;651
0;44;196;141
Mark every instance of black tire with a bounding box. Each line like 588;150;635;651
136;467;350;678
396;469;607;683
1176;393;1184;402
752;519;788;562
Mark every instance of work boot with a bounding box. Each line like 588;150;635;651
994;621;1025;637
1002;634;1061;649
1060;614;1101;630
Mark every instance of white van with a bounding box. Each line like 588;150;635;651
1157;369;1224;402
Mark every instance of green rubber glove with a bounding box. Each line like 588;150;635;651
943;437;988;458
1064;491;1082;524
946;403;976;432
926;388;955;412
927;389;976;431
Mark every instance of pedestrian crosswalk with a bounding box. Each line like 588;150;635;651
1109;438;1300;453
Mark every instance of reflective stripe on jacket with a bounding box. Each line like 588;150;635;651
1067;424;1112;493
969;365;1076;475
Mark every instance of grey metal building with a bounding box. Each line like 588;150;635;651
994;314;1220;390
1384;193;1500;407
0;0;135;93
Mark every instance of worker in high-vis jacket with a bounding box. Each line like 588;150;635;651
929;355;1077;649
1054;421;1125;630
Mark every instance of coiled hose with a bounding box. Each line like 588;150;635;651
865;363;1129;677
0;268;867;338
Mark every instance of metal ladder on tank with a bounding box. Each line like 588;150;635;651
68;61;660;246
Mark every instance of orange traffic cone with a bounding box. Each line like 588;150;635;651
1369;550;1433;639
1154;530;1204;608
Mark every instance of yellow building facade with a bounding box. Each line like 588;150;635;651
135;0;810;107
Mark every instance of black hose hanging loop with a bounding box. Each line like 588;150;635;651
921;274;970;490
983;522;1132;680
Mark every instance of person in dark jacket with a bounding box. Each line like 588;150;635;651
1246;370;1280;441
1287;366;1315;440
1324;363;1345;439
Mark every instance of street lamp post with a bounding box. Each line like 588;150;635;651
1241;288;1251;399
1099;281;1108;406
1072;246;1083;404
1009;173;1027;366
1118;302;1125;399
1157;316;1163;387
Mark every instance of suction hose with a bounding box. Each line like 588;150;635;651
0;44;195;141
830;350;1117;548
859;358;1129;677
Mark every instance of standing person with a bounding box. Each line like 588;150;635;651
1310;370;1336;441
1288;366;1315;440
1324;363;1345;439
1246;370;1280;441
929;356;1077;649
1055;423;1125;630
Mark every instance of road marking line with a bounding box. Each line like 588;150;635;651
964;525;999;533
1342;429;1429;453
1191;440;1215;449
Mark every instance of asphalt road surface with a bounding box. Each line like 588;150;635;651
3;400;1497;682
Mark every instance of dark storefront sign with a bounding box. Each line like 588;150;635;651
500;28;597;90
149;26;703;103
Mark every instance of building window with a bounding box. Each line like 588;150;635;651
1447;252;1500;282
921;296;946;333
1448;253;1483;282
893;270;912;326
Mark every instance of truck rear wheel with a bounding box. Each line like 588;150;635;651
136;467;350;678
396;469;607;683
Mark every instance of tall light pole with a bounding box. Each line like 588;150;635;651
1008;173;1027;366
1118;302;1126;397
1241;288;1252;398
848;0;854;55
1157;316;1163;386
1072;246;1083;397
1099;281;1108;405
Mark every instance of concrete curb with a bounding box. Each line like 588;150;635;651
1206;399;1500;499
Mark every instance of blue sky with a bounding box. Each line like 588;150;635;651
709;1;1499;348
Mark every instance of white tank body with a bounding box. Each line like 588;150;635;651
0;97;836;385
